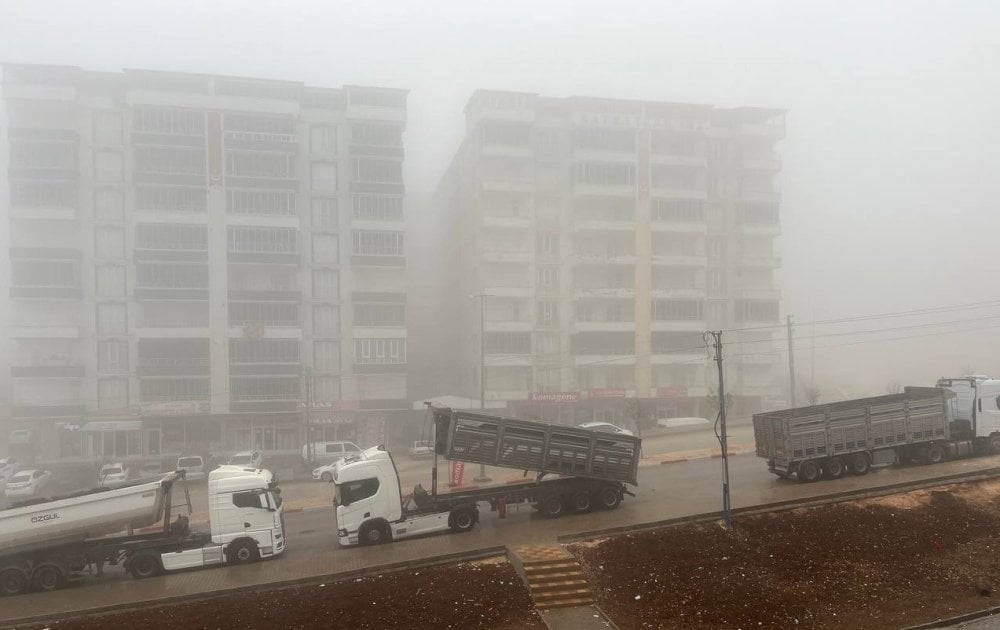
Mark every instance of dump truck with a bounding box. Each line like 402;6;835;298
754;378;1000;482
0;466;285;595
333;407;641;546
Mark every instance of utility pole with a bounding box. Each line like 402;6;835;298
304;366;315;465
786;314;796;408
474;294;491;482
707;331;732;528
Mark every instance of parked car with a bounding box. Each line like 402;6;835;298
99;462;130;487
656;416;711;429
408;440;434;457
228;450;263;469
312;462;338;482
302;441;363;466
4;469;52;499
176;455;206;480
577;421;635;437
138;462;163;478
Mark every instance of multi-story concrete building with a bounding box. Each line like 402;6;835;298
435;90;784;426
0;64;409;462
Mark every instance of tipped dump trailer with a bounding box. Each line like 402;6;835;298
333;407;641;546
0;467;285;596
753;381;1000;482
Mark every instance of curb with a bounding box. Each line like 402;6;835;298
902;605;1000;629
0;546;509;629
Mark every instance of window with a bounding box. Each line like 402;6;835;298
228;302;298;326
311;162;338;192
312;197;338;228
223;112;294;135
134;146;205;175
313;305;340;336
352;195;403;221
141;377;210;402
574;162;635;186
98;378;128;410
94;227;125;259
229;338;300;363
353;303;404;327
226;189;296;216
233;490;267;510
651;166;701;191
312;270;339;300
707;237;726;260
227;226;298;254
96;265;126;297
9;141;76;170
353;338;406;365
141;301;209;327
97;303;128;335
230;376;299;401
537;301;559;326
707;269;726;294
136;224;208;250
485;332;531;354
310;125;338;154
652;198;705;222
93;111;123;145
340;478;380;505
573;126;635;152
11;260;77;287
94;189;124;222
352;230;404;256
536;233;559;256
136;263;207;288
537;267;559;291
734;300;779;323
352;158;402;184
350;123;403;147
133;106;205;136
226;151;296;178
312;234;339;263
98;340;129;372
313;341;341;370
11;181;76;208
135;186;206;212
94;151;123;182
741;203;780;225
651;300;704;321
481;122;531;146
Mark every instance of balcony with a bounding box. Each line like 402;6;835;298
650;154;707;168
650;253;705;267
572;183;635;198
480;178;533;194
12;404;86;418
741;154;782;171
228;289;301;302
572;219;635;232
573;354;635;366
138;356;210;377
482;320;534;333
485;354;532;367
10;325;82;339
573;320;636;333
11;364;84;378
740;122;785;139
481;286;533;298
10;285;81;299
649;287;705;299
741;189;782;204
482;250;533;264
732;287;781;301
228;250;300;265
574;287;635;299
224;130;299;152
650;320;705;333
574;253;636;266
482;215;533;230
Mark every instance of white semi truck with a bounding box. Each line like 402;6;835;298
334;407;641;546
0;466;285;595
753;376;1000;482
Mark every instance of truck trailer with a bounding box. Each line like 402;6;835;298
753;378;1000;482
333;407;641;546
0;466;285;595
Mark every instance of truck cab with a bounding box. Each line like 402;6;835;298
938;376;1000;446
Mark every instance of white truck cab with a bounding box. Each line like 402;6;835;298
938;376;1000;445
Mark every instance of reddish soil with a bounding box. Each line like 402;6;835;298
570;480;1000;629
30;559;544;630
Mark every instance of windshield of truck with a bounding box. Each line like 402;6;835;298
178;457;202;468
340;478;380;505
229;454;252;465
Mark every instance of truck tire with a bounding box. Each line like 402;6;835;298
359;521;391;546
227;540;260;564
128;552;163;579
0;566;29;596
569;491;592;514
823;457;845;480
924;444;946;464
596;486;622;510
797;460;821;483
539;495;565;518
989;434;1000;454
448;508;476;532
31;563;65;593
848;453;870;475
321;471;333;482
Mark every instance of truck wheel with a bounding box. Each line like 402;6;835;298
128;552;163;579
798;460;821;483
449;508;476;532
848;453;870;475
359;522;391;545
321;471;333;482
596;486;622;510
989;434;1000;454
823;458;845;480
570;491;592;513
31;563;65;593
540;495;565;518
0;567;29;596
228;540;260;564
925;444;946;464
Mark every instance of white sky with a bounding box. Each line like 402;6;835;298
2;0;999;395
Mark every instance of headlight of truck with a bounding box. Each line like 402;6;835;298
337;528;347;537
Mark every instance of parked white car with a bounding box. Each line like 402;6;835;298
302;442;363;466
312;462;339;482
4;469;52;499
408;440;434;457
578;421;635;437
228;450;263;469
656;416;711;429
176;455;206;480
99;462;130;487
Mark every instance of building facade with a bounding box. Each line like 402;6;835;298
435;90;784;426
1;64;409;463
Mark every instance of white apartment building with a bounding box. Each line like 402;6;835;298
435;90;784;425
0;63;409;463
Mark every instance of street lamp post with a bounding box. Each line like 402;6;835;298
474;294;491;482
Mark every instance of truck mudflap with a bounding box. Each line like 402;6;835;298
767;460;793;478
623;487;636;497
